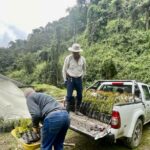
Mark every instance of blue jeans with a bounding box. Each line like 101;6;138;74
41;110;70;150
66;77;82;106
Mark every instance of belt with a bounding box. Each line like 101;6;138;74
67;75;81;79
44;107;66;119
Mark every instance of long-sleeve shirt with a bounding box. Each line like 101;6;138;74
26;92;62;127
62;54;86;81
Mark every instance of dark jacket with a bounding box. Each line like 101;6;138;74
26;92;63;127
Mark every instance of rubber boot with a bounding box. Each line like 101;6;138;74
66;101;71;113
75;105;83;116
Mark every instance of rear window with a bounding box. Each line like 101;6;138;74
98;84;132;94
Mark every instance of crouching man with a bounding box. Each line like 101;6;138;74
24;88;70;150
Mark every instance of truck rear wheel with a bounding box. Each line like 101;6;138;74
126;119;143;148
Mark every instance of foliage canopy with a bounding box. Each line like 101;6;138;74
1;0;150;85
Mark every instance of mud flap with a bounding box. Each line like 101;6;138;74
70;112;111;140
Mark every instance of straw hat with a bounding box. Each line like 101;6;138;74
68;43;83;52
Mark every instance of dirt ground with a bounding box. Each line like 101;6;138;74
0;122;150;150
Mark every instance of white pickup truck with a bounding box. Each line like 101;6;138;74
70;80;150;148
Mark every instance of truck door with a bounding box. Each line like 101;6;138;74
141;85;150;122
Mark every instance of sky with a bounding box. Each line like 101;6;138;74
0;0;77;47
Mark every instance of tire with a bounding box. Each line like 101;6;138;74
125;119;143;148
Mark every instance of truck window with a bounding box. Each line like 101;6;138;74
87;81;100;90
142;85;150;100
98;84;132;94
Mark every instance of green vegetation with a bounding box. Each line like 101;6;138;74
14;119;32;138
0;118;31;134
33;84;66;98
83;91;132;114
1;0;150;86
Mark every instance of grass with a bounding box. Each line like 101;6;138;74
33;83;66;99
0;133;22;150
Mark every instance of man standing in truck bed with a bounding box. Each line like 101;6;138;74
62;43;86;114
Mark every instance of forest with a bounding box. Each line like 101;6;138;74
0;0;150;86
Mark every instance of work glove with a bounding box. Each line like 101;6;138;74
32;127;40;134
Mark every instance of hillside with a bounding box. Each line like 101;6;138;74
0;0;150;85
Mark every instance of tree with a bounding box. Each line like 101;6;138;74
101;59;117;79
67;6;87;42
90;0;100;5
23;54;36;74
77;0;87;6
8;41;16;49
0;49;15;73
87;4;108;44
141;0;150;30
38;50;49;62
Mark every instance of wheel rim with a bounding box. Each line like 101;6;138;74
133;121;142;146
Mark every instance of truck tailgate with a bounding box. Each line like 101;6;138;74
70;112;111;140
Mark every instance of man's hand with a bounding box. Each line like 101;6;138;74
32;127;40;134
64;80;67;86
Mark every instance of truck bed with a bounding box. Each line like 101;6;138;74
70;112;111;140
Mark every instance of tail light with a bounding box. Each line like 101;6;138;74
111;111;121;129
